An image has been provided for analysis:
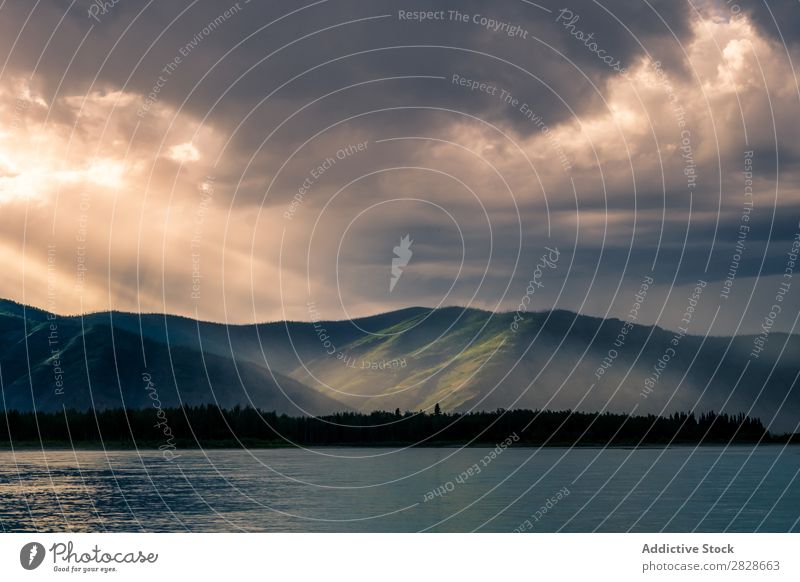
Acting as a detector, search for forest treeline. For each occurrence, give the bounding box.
[0,405,792,448]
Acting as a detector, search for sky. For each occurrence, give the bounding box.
[0,0,799,335]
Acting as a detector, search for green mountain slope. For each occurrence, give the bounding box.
[1,299,798,432]
[286,308,800,433]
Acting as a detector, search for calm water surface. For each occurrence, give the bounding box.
[1,446,799,532]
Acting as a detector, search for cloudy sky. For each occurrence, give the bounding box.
[1,0,799,335]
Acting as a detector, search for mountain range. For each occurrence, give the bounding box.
[1,299,798,431]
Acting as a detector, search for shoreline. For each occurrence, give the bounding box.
[1,440,795,451]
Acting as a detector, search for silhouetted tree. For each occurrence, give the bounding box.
[0,405,776,448]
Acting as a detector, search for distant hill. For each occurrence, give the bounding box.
[1,299,798,431]
[0,299,344,415]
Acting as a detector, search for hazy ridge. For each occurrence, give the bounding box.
[1,299,797,431]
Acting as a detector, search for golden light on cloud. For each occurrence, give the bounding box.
[2,0,800,544]
[167,142,201,163]
[0,64,232,319]
[0,6,795,329]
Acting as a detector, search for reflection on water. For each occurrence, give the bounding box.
[1,446,799,532]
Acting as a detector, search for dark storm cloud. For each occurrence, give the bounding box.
[738,0,800,45]
[0,0,698,218]
[0,0,693,146]
[0,0,798,335]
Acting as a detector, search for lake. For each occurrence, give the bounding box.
[1,446,799,532]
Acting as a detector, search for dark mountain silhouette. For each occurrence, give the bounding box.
[1,299,798,431]
[0,299,344,415]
